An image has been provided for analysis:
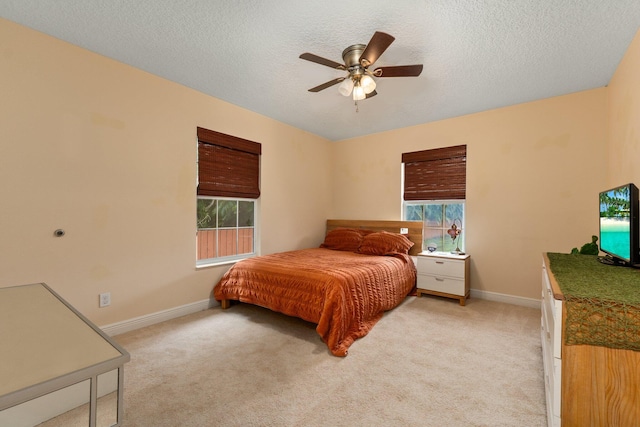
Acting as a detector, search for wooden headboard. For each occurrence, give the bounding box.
[326,219,424,256]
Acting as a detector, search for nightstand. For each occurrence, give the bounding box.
[416,252,470,305]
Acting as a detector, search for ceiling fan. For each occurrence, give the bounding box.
[299,31,423,110]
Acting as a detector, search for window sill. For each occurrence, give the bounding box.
[195,254,256,270]
[195,261,235,270]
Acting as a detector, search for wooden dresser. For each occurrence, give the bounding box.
[541,253,640,426]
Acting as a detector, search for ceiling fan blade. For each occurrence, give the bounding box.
[365,90,377,99]
[299,53,346,70]
[308,77,346,92]
[373,64,423,77]
[359,31,395,67]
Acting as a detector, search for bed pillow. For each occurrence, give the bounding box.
[320,228,365,252]
[358,231,414,255]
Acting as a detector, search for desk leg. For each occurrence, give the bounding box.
[117,367,125,426]
[89,376,97,427]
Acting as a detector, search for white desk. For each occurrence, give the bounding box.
[0,283,130,426]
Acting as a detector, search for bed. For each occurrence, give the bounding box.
[213,220,423,356]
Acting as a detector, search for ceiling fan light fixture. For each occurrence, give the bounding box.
[338,78,354,96]
[352,83,366,101]
[300,31,423,109]
[360,75,376,94]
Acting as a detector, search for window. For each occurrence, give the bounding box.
[197,127,261,265]
[405,201,465,252]
[197,197,256,263]
[402,145,466,253]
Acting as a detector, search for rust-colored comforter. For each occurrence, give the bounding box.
[213,248,416,356]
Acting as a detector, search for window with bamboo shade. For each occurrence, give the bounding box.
[402,145,467,253]
[196,127,261,265]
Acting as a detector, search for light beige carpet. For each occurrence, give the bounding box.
[45,296,547,426]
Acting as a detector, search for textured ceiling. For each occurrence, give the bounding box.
[1,1,639,141]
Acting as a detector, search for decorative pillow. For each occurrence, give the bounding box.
[320,228,364,252]
[358,231,414,255]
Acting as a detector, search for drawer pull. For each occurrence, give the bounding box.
[435,261,445,264]
[435,277,445,282]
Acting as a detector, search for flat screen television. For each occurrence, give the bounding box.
[598,183,640,267]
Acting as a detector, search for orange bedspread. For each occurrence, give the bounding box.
[213,248,417,356]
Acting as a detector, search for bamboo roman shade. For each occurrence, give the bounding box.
[402,145,466,200]
[197,127,261,199]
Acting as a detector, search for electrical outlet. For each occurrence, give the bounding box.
[400,228,409,234]
[99,292,111,308]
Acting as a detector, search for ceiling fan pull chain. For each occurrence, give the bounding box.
[355,100,359,113]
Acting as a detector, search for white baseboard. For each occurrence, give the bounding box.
[100,298,215,336]
[470,289,540,309]
[100,291,540,337]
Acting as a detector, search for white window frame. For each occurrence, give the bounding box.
[196,196,259,267]
[403,200,465,253]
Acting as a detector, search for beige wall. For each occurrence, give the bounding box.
[1,17,636,323]
[332,89,608,299]
[0,19,332,325]
[608,29,640,187]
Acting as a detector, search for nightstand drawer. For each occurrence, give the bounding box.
[417,275,466,296]
[417,257,464,278]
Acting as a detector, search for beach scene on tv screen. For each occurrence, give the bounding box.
[600,188,631,260]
